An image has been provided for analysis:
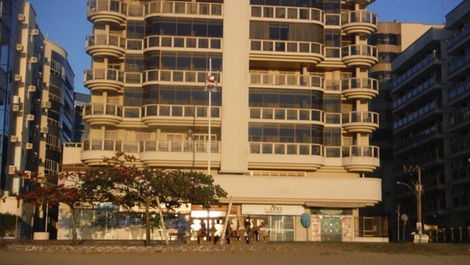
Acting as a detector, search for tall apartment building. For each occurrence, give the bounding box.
[62,0,384,242]
[0,1,76,239]
[390,0,470,241]
[73,92,91,142]
[368,22,439,240]
[444,0,470,230]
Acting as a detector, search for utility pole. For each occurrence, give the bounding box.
[205,59,216,176]
[396,204,400,241]
[399,164,427,243]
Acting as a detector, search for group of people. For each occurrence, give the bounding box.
[196,217,267,244]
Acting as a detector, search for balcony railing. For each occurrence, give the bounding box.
[393,126,441,151]
[393,53,436,88]
[83,103,121,117]
[249,142,323,156]
[86,34,125,49]
[324,47,341,59]
[449,135,470,154]
[342,145,380,158]
[126,39,144,51]
[87,0,124,15]
[84,68,123,83]
[341,78,379,92]
[124,72,143,85]
[341,44,378,58]
[342,111,379,124]
[83,139,219,153]
[145,1,222,17]
[250,39,324,55]
[448,26,470,49]
[249,107,323,122]
[143,69,221,85]
[393,100,438,129]
[450,110,470,127]
[145,35,222,50]
[341,10,377,25]
[142,140,219,153]
[250,5,324,23]
[393,76,437,109]
[249,72,323,89]
[143,104,221,119]
[448,53,470,75]
[449,80,470,101]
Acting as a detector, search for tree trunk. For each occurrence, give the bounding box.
[71,207,78,246]
[156,196,169,245]
[145,200,151,246]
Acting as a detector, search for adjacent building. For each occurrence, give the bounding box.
[73,92,90,142]
[61,0,385,242]
[0,1,76,239]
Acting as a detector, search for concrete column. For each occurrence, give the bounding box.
[220,0,249,174]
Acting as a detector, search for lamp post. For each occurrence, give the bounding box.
[397,164,428,243]
[205,59,216,175]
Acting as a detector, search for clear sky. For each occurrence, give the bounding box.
[29,0,463,95]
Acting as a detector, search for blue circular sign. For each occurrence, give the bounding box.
[300,213,311,229]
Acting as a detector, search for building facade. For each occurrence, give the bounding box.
[62,0,385,242]
[368,22,440,240]
[73,92,91,142]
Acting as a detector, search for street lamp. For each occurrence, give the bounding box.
[396,164,428,243]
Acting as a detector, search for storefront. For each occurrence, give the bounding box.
[310,208,354,242]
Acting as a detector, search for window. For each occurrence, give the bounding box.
[249,123,323,144]
[369,34,400,45]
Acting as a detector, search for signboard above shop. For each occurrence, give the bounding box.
[242,205,304,216]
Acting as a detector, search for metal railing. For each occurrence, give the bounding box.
[84,68,123,83]
[145,35,222,50]
[126,39,144,51]
[449,80,470,101]
[341,78,379,92]
[448,53,470,74]
[448,26,470,49]
[249,142,323,156]
[124,72,143,84]
[249,107,323,122]
[250,39,324,55]
[143,69,221,84]
[87,0,145,17]
[342,145,380,158]
[143,104,221,119]
[393,76,437,108]
[342,44,378,58]
[342,111,379,124]
[249,72,323,88]
[145,1,222,16]
[86,34,125,49]
[393,53,436,88]
[250,5,324,23]
[83,103,121,117]
[83,139,219,153]
[342,10,377,25]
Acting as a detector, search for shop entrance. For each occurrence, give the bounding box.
[320,217,342,241]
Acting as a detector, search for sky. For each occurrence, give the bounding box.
[28,0,463,95]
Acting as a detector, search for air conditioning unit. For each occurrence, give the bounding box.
[31,28,39,35]
[14,74,22,82]
[10,135,19,143]
[13,95,20,104]
[40,127,48,134]
[8,165,16,175]
[26,114,35,121]
[41,101,51,109]
[29,57,38,63]
[25,143,33,150]
[12,105,20,112]
[27,85,36,93]
[18,14,25,21]
[16,44,24,51]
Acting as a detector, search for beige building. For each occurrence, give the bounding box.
[62,0,385,242]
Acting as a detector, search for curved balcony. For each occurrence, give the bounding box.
[81,139,140,165]
[140,140,220,167]
[250,107,323,125]
[342,111,379,133]
[248,142,324,170]
[250,5,324,25]
[143,69,221,86]
[341,78,379,100]
[83,103,122,126]
[342,145,380,172]
[145,1,223,18]
[142,104,221,127]
[87,0,126,25]
[341,10,378,35]
[84,69,123,92]
[250,39,324,64]
[341,45,378,67]
[249,72,323,91]
[86,34,125,58]
[144,35,222,52]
